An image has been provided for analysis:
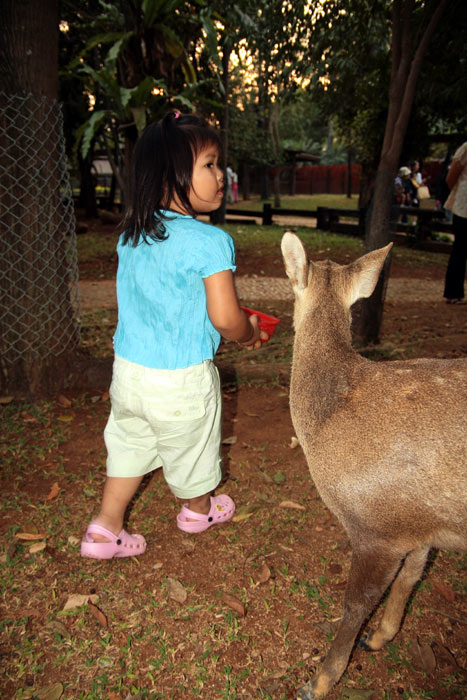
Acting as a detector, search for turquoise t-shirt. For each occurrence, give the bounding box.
[113,212,236,369]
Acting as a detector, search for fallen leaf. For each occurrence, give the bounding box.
[101,390,110,402]
[279,500,306,511]
[272,471,286,484]
[57,414,73,422]
[313,619,340,637]
[21,412,37,423]
[29,541,47,554]
[232,504,259,522]
[221,592,246,617]
[331,580,347,590]
[431,642,459,672]
[46,620,71,639]
[329,563,343,575]
[338,688,377,700]
[222,435,237,445]
[244,410,259,417]
[432,580,456,603]
[34,682,64,700]
[90,395,101,403]
[67,535,80,546]
[46,482,60,501]
[15,532,47,541]
[166,577,187,604]
[63,593,98,611]
[0,395,14,404]
[408,637,436,674]
[254,562,271,585]
[289,436,299,449]
[57,394,72,408]
[88,600,108,627]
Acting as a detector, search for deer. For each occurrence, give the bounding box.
[281,232,467,700]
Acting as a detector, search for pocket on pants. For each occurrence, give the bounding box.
[146,392,206,422]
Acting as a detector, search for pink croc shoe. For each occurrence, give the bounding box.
[80,521,147,559]
[177,494,235,534]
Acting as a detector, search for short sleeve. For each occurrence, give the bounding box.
[196,227,236,278]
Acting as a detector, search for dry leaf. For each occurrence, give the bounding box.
[29,541,47,554]
[408,637,436,674]
[46,620,71,639]
[279,500,306,511]
[21,412,37,423]
[67,535,80,546]
[431,641,459,672]
[254,562,271,585]
[313,619,340,637]
[57,394,72,408]
[232,504,258,522]
[101,390,110,402]
[432,580,456,603]
[0,395,14,404]
[329,563,343,575]
[15,532,47,541]
[34,682,64,700]
[63,593,98,611]
[167,577,187,604]
[221,592,246,617]
[289,436,299,449]
[57,414,73,422]
[90,395,101,403]
[338,689,377,700]
[244,410,259,417]
[46,482,60,501]
[222,435,237,445]
[88,600,108,627]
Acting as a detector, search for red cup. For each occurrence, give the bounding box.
[241,306,281,343]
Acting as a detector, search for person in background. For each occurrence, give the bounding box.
[226,164,233,203]
[231,169,239,203]
[443,142,467,304]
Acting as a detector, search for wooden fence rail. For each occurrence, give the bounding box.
[225,204,453,253]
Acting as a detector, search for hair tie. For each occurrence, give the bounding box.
[173,110,180,119]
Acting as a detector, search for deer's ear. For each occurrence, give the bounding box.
[281,232,308,292]
[346,243,393,306]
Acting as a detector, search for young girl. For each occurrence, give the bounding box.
[81,111,268,559]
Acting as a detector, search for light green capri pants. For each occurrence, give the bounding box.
[104,356,222,499]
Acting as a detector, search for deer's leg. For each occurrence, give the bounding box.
[297,545,403,700]
[360,545,430,651]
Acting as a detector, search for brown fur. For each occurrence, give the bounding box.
[281,232,467,699]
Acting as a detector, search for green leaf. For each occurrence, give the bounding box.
[80,111,109,159]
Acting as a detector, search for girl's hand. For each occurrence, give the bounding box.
[239,315,269,350]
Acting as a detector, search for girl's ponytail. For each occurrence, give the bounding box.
[119,111,221,247]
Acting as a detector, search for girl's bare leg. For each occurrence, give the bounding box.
[90,476,144,541]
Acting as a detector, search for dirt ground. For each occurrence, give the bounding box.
[1,223,466,700]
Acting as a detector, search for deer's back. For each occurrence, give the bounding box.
[291,357,467,552]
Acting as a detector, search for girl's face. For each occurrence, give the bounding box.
[188,146,224,213]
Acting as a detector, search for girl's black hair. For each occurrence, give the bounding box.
[119,111,221,246]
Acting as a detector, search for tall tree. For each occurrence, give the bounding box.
[356,0,451,344]
[0,0,80,397]
[307,0,453,344]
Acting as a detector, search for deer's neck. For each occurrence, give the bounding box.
[290,305,361,428]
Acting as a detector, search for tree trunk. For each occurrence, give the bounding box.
[353,0,451,346]
[0,0,81,397]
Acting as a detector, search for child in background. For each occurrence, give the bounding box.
[81,111,268,559]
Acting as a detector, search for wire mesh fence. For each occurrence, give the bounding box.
[0,92,80,366]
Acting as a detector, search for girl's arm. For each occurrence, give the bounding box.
[203,270,267,349]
